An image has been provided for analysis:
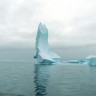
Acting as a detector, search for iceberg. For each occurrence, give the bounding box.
[68,60,80,63]
[80,55,96,65]
[34,23,61,64]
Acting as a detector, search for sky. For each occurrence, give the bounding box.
[0,0,96,48]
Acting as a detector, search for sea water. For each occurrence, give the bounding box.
[0,48,96,96]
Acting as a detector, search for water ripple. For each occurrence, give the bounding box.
[34,64,50,96]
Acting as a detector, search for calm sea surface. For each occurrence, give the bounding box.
[0,48,96,96]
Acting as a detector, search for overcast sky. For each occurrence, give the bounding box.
[0,0,96,48]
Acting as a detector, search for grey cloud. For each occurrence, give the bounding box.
[0,0,96,48]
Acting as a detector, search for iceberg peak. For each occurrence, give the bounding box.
[34,23,61,64]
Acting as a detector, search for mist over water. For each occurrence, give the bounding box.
[0,46,96,96]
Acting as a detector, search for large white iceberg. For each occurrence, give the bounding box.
[80,55,96,65]
[34,23,61,64]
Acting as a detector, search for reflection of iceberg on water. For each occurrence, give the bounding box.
[34,64,50,96]
[34,23,61,64]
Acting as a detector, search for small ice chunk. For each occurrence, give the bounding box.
[68,60,80,63]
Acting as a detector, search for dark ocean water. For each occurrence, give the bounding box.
[0,48,96,96]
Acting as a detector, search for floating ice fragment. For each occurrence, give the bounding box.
[80,55,96,65]
[68,60,80,63]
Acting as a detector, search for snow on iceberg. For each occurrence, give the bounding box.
[80,55,96,65]
[34,23,61,64]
